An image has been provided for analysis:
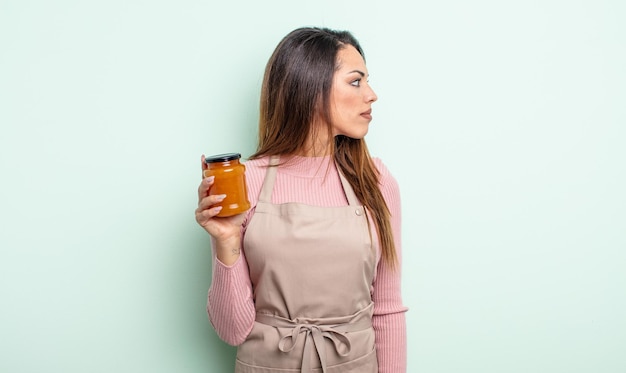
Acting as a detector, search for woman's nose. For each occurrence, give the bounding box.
[366,85,378,103]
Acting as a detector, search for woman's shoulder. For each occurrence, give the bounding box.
[371,157,402,214]
[242,156,271,196]
[242,155,270,173]
[243,157,269,168]
[371,157,398,187]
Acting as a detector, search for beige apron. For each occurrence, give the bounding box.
[236,156,379,373]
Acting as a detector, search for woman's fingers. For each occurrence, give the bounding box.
[201,155,208,177]
[197,193,227,211]
[195,205,224,226]
[195,193,227,224]
[197,176,215,203]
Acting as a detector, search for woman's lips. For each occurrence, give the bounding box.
[361,110,372,120]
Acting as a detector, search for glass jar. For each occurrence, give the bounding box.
[203,153,251,217]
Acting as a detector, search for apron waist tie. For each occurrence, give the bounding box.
[255,309,373,373]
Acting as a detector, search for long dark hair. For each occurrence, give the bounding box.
[250,27,397,269]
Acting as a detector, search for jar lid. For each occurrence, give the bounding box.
[204,153,242,163]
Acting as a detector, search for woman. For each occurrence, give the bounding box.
[195,27,407,373]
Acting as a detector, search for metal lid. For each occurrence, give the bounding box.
[204,153,242,163]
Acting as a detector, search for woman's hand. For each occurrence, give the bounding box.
[195,155,246,265]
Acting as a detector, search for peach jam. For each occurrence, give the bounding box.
[203,153,251,217]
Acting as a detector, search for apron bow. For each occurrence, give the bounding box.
[255,304,373,373]
[278,323,351,373]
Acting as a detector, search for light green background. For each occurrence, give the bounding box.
[1,0,624,372]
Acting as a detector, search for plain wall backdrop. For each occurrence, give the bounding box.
[1,0,624,372]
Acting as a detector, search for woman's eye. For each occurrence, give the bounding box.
[350,79,361,87]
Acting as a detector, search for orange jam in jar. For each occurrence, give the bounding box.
[203,153,251,217]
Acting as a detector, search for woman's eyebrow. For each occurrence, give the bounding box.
[347,70,366,77]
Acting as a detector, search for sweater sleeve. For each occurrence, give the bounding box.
[371,158,408,373]
[206,238,256,346]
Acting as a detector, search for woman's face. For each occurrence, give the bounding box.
[329,45,378,139]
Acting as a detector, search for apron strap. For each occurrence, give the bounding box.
[258,155,280,203]
[337,169,360,207]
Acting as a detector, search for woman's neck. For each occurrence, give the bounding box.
[299,126,332,157]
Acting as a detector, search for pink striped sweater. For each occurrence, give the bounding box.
[207,155,408,372]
